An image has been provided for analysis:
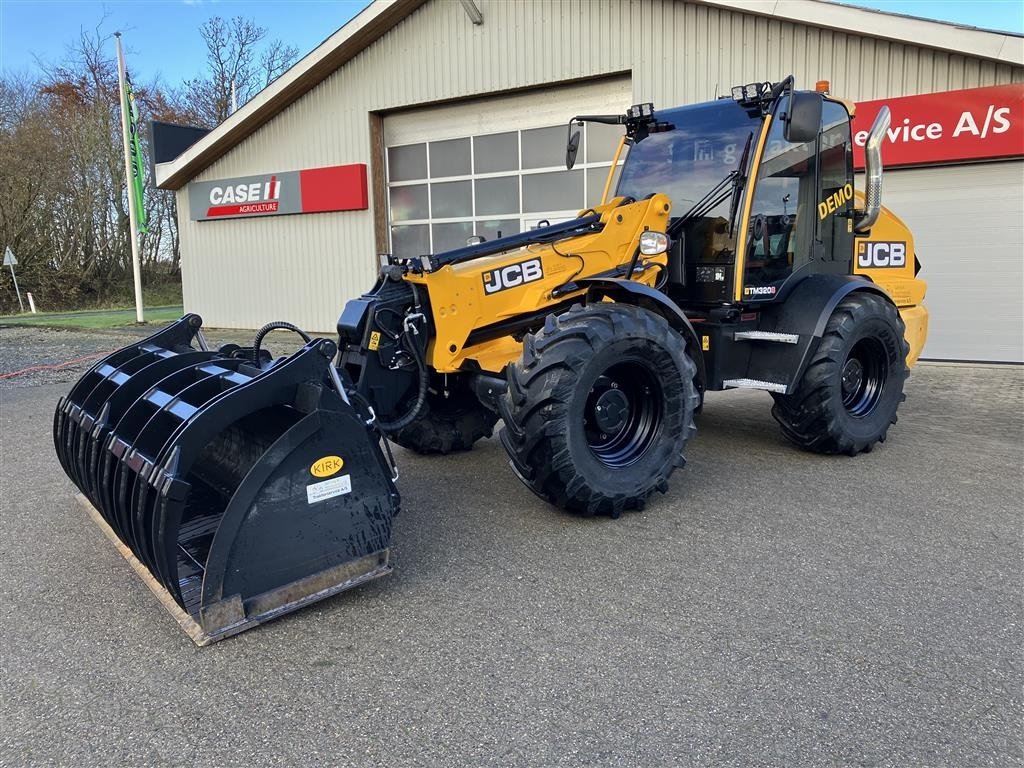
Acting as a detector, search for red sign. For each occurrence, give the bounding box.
[189,164,368,221]
[299,164,368,214]
[852,84,1024,169]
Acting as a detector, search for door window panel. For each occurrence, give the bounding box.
[474,176,519,215]
[430,180,472,218]
[522,170,583,213]
[391,224,430,257]
[474,132,518,173]
[388,144,427,182]
[389,184,429,221]
[429,138,471,178]
[522,125,572,169]
[586,165,622,207]
[586,121,624,163]
[432,222,475,252]
[475,219,520,241]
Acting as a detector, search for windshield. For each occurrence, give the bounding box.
[616,99,760,213]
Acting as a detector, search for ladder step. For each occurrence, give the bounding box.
[723,378,788,394]
[733,331,799,344]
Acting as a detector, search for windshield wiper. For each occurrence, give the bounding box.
[728,131,755,235]
[666,131,755,238]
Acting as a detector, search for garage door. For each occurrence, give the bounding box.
[879,161,1023,362]
[383,78,631,258]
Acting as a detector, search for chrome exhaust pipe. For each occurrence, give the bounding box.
[854,106,890,233]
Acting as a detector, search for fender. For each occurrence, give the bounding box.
[755,274,893,389]
[578,277,707,394]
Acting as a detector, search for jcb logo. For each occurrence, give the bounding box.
[858,241,907,269]
[482,258,544,295]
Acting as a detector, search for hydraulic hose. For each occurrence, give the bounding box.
[252,321,312,365]
[374,324,429,432]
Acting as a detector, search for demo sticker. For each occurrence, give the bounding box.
[306,475,352,504]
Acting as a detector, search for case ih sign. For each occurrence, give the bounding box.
[853,84,1024,169]
[189,164,368,221]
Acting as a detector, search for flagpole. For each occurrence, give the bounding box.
[114,32,145,323]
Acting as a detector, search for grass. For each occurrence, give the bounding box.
[0,305,184,329]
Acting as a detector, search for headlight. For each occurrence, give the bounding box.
[639,231,669,256]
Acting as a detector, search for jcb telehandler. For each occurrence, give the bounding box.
[54,77,928,643]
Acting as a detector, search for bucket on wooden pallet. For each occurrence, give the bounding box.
[54,315,400,644]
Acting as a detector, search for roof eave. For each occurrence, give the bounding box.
[155,0,426,191]
[691,0,1024,67]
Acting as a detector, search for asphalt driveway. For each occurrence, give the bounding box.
[1,360,1021,767]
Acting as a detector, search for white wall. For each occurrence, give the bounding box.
[176,0,1024,332]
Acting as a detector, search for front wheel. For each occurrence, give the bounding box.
[499,303,699,517]
[386,385,497,455]
[771,292,910,455]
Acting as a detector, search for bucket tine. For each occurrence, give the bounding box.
[79,351,219,513]
[103,358,252,567]
[126,359,255,579]
[147,349,328,604]
[53,314,204,489]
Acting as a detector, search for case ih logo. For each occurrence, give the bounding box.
[207,177,282,217]
[189,165,368,221]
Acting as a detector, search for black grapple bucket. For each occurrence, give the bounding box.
[53,315,400,645]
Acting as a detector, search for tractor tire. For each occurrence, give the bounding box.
[499,303,699,518]
[771,292,910,455]
[388,389,498,455]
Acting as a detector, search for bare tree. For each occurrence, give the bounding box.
[0,14,300,312]
[0,26,185,311]
[181,16,298,127]
[261,38,300,87]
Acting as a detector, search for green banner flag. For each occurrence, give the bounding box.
[123,70,148,234]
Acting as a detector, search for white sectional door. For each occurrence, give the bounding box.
[383,78,632,258]
[880,161,1023,362]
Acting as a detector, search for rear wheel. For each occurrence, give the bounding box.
[499,303,698,517]
[387,383,497,455]
[771,292,909,455]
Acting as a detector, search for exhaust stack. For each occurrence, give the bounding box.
[855,106,891,233]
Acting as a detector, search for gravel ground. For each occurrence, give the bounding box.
[0,330,1021,767]
[0,325,310,390]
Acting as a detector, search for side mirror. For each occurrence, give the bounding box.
[565,128,581,170]
[784,91,822,144]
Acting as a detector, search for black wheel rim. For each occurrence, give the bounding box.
[583,360,663,468]
[841,337,887,417]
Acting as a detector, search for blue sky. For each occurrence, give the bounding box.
[1,0,1021,85]
[0,1,369,84]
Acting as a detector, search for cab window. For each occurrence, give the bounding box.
[818,100,854,263]
[742,96,818,298]
[742,96,854,300]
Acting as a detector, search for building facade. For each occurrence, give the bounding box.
[155,0,1024,361]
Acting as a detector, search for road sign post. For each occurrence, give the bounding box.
[4,246,24,314]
